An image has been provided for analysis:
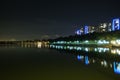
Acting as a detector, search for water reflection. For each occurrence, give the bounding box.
[37,42,42,48]
[113,62,120,74]
[111,49,120,55]
[77,55,84,60]
[0,42,50,48]
[50,45,120,55]
[76,54,120,74]
[85,56,89,65]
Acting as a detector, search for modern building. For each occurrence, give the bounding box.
[75,18,119,35]
[84,26,96,34]
[76,26,96,35]
[75,27,84,35]
[112,18,120,31]
[97,23,112,32]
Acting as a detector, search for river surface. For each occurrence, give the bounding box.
[0,45,120,80]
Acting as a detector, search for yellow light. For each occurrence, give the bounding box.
[111,40,116,44]
[111,49,116,54]
[37,42,42,48]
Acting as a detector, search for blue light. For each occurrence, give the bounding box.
[77,55,84,60]
[113,62,120,74]
[84,26,89,34]
[112,19,115,31]
[77,55,81,60]
[76,29,81,35]
[85,56,89,65]
[112,18,120,31]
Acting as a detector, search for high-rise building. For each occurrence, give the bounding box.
[84,26,96,34]
[108,23,112,31]
[75,26,96,35]
[75,27,84,35]
[75,18,119,35]
[112,18,120,31]
[84,26,89,34]
[97,23,112,32]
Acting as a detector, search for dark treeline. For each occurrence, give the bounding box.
[49,30,120,42]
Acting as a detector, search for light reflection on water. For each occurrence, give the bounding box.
[0,44,120,78]
[0,43,50,48]
[50,44,120,75]
[113,62,120,74]
[76,54,120,74]
[50,45,120,55]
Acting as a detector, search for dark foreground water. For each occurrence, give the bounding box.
[0,46,120,80]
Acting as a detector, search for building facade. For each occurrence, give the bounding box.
[75,18,119,35]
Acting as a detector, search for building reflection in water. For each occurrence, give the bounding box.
[50,44,120,75]
[77,55,84,60]
[101,60,108,67]
[76,54,120,75]
[85,56,89,65]
[113,62,120,74]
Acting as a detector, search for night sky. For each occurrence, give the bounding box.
[0,0,120,40]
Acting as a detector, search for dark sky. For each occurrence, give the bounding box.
[0,0,120,40]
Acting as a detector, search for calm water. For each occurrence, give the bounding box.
[0,45,120,80]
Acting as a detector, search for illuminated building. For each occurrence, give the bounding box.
[97,23,112,32]
[76,26,96,35]
[74,18,120,35]
[108,23,112,31]
[84,26,89,34]
[75,27,84,35]
[112,18,120,31]
[89,26,96,33]
[75,29,81,35]
[84,26,96,34]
